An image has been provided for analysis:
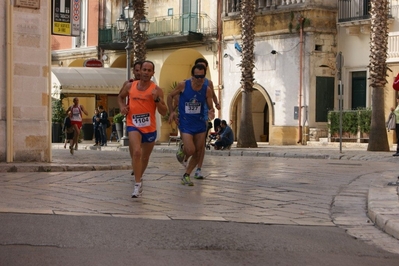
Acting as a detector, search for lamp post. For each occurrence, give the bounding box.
[116,2,150,146]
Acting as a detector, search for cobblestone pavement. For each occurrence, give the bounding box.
[0,141,398,254]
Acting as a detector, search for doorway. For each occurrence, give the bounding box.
[351,71,367,109]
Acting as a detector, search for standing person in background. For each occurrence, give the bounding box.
[167,63,215,186]
[66,97,88,152]
[118,61,167,198]
[92,109,101,146]
[97,105,108,146]
[391,95,399,156]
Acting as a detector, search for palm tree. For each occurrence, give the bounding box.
[237,0,258,148]
[132,0,147,62]
[367,0,390,151]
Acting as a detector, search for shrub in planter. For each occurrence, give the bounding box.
[358,108,371,133]
[113,113,124,124]
[328,111,339,135]
[51,95,66,143]
[342,111,358,136]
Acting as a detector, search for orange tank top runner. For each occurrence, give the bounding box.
[127,81,157,133]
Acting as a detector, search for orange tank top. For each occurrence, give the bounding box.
[126,81,157,133]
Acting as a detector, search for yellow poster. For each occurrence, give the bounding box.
[53,22,71,35]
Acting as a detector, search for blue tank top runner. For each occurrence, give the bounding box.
[178,79,208,134]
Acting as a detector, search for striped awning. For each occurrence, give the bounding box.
[51,67,127,94]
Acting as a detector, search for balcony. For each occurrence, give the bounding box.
[224,0,307,15]
[338,0,393,23]
[388,32,399,63]
[99,13,217,51]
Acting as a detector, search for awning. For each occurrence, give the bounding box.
[51,67,127,94]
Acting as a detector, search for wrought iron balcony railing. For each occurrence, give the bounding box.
[99,12,217,47]
[338,0,393,23]
[224,0,307,15]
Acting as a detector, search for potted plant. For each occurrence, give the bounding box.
[358,108,371,141]
[51,94,66,143]
[113,113,124,140]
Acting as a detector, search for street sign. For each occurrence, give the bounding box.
[52,0,80,36]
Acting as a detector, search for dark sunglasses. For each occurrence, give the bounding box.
[194,74,205,79]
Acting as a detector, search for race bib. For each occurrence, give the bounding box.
[185,102,201,114]
[132,113,150,127]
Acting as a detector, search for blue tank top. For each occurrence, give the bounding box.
[178,79,208,134]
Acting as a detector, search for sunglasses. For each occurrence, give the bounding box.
[194,74,205,79]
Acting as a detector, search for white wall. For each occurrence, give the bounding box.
[222,35,303,127]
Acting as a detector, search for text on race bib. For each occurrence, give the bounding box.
[185,102,201,114]
[132,113,151,127]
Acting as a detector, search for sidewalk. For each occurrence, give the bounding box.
[0,140,398,243]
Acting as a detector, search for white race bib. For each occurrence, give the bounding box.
[132,113,150,127]
[185,102,201,114]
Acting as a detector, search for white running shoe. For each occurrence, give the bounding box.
[194,168,203,179]
[131,183,143,198]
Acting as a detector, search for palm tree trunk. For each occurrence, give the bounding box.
[237,0,257,148]
[367,0,390,151]
[132,0,147,62]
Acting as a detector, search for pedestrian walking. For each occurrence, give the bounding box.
[118,60,167,198]
[167,63,215,186]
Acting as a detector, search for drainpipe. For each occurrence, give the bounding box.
[297,17,304,144]
[217,0,223,119]
[6,0,13,162]
[48,0,52,161]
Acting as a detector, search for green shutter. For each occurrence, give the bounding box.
[316,77,335,122]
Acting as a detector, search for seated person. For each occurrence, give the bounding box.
[214,120,234,150]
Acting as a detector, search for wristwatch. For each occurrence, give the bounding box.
[154,97,161,103]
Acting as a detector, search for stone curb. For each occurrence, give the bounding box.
[367,176,399,241]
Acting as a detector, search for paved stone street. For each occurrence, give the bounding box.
[0,142,398,254]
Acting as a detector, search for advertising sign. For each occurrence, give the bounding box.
[84,59,103,67]
[52,0,80,36]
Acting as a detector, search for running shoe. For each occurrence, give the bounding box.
[181,174,194,186]
[194,169,203,179]
[131,182,143,198]
[176,140,185,164]
[69,146,74,155]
